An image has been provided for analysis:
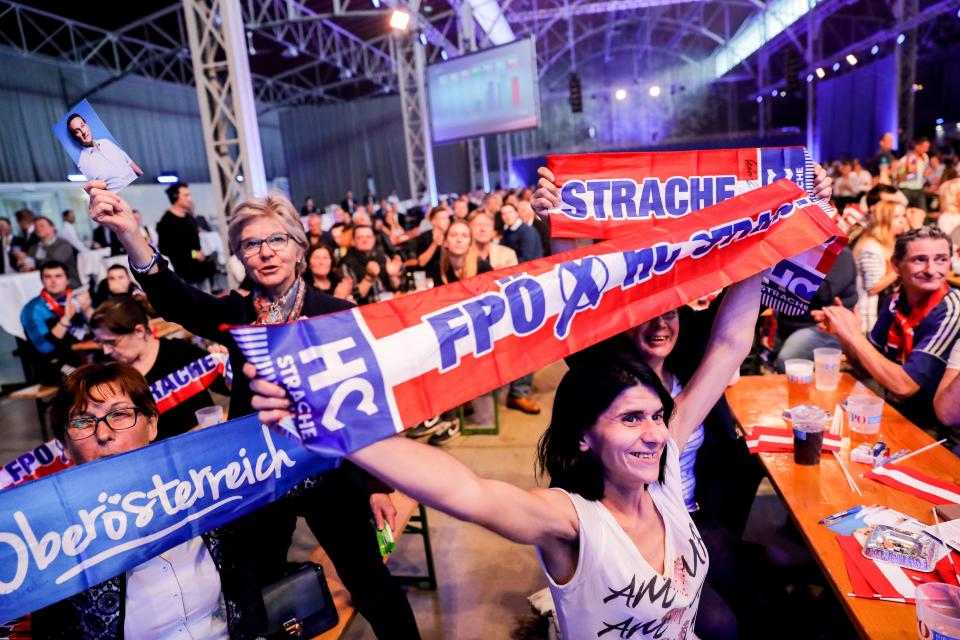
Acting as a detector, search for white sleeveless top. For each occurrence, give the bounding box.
[537,439,708,640]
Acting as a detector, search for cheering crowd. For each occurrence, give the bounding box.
[3,139,960,639]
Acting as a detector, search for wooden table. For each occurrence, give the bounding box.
[726,373,960,640]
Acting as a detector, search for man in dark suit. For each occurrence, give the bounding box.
[92,223,126,255]
[341,189,356,213]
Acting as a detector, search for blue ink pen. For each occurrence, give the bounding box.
[819,505,864,524]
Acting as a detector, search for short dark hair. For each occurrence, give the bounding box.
[66,113,85,137]
[39,260,68,276]
[428,206,447,221]
[893,226,952,262]
[352,223,374,235]
[866,184,899,209]
[14,209,35,224]
[62,209,73,221]
[914,136,930,146]
[51,362,158,442]
[91,296,150,335]
[537,353,675,501]
[165,182,189,205]
[106,264,129,275]
[35,215,55,228]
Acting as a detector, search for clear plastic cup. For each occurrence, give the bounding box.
[195,405,224,428]
[847,395,883,447]
[916,582,960,639]
[785,359,814,407]
[789,405,829,466]
[813,347,842,391]
[412,270,427,291]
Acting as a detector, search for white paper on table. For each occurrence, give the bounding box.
[829,404,844,436]
[924,520,960,554]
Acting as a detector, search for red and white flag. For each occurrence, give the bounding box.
[865,463,960,505]
[836,534,944,603]
[744,426,841,454]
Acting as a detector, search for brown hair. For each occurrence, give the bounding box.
[438,219,480,284]
[91,297,151,335]
[856,200,905,256]
[51,362,158,441]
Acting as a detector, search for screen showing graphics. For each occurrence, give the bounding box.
[428,37,540,144]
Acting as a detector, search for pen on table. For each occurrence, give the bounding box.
[880,449,910,466]
[820,505,864,524]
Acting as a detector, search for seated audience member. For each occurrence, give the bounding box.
[517,200,551,257]
[93,221,127,255]
[469,211,518,269]
[11,208,38,257]
[935,341,960,436]
[775,247,858,370]
[500,203,544,264]
[377,205,416,248]
[833,161,860,210]
[60,209,87,254]
[427,219,491,285]
[90,297,227,440]
[851,158,873,194]
[0,217,14,274]
[411,206,451,273]
[26,216,81,287]
[19,260,92,385]
[853,201,910,332]
[305,212,334,248]
[329,222,352,260]
[93,264,144,306]
[897,137,931,210]
[301,195,317,216]
[452,197,469,220]
[30,362,263,638]
[355,207,397,257]
[305,243,352,300]
[340,224,402,304]
[816,227,960,435]
[938,161,960,235]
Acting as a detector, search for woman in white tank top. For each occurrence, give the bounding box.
[248,274,762,639]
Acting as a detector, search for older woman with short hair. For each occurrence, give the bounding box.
[85,181,420,639]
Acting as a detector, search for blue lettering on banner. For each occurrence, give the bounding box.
[0,415,339,622]
[760,148,806,190]
[766,259,821,303]
[558,175,739,221]
[556,258,609,339]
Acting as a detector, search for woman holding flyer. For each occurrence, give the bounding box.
[85,181,420,639]
[246,272,762,640]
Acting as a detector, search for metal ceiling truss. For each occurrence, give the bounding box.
[392,28,438,204]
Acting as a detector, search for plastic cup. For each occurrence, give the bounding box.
[790,405,828,466]
[412,270,427,291]
[785,359,814,407]
[847,395,883,447]
[195,405,224,428]
[813,348,842,391]
[916,582,960,639]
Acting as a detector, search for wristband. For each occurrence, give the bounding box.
[58,319,70,328]
[129,244,160,274]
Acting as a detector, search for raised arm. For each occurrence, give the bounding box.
[671,274,761,449]
[245,364,578,548]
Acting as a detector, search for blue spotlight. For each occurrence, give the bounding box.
[756,95,763,103]
[440,49,448,61]
[419,33,427,45]
[896,33,906,45]
[832,61,840,71]
[806,73,814,83]
[871,44,880,55]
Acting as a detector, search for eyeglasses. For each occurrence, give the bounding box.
[66,407,142,440]
[93,333,129,348]
[239,233,293,257]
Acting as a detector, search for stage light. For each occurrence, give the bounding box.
[419,33,427,45]
[832,61,840,71]
[937,118,945,125]
[236,175,244,183]
[806,73,814,83]
[281,45,298,59]
[771,89,778,97]
[440,49,448,60]
[871,44,880,55]
[372,0,380,6]
[649,85,661,97]
[390,9,411,30]
[912,83,924,92]
[846,54,858,66]
[156,173,179,184]
[67,174,87,182]
[815,67,826,78]
[756,95,763,103]
[896,33,905,45]
[937,125,945,133]
[779,90,786,98]
[614,88,627,101]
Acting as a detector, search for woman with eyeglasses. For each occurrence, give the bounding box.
[31,362,265,639]
[85,181,421,639]
[90,296,227,440]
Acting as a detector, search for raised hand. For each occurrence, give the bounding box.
[531,166,560,215]
[85,180,138,239]
[811,162,833,201]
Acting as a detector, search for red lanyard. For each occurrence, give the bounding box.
[40,289,70,317]
[886,284,949,361]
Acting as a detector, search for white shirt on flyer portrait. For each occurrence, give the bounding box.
[77,139,137,191]
[123,535,229,640]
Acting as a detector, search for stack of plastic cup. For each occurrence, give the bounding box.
[916,582,960,639]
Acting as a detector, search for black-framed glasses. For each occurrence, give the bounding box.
[66,407,142,440]
[239,233,292,257]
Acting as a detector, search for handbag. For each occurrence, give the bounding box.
[261,562,339,638]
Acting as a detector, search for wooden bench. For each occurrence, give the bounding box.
[310,492,437,639]
[10,384,58,439]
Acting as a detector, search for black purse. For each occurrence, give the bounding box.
[261,562,339,638]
